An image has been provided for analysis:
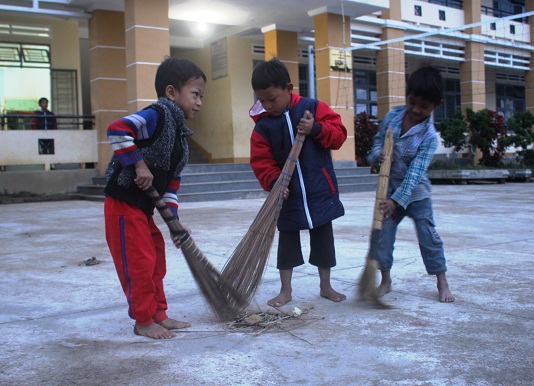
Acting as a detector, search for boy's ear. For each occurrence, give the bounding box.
[286,83,294,93]
[165,85,177,99]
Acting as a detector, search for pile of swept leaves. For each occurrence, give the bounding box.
[225,307,314,334]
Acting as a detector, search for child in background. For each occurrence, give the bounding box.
[104,57,206,339]
[249,58,347,307]
[32,97,57,130]
[367,65,455,303]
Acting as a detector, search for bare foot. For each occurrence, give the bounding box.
[158,318,191,330]
[376,282,392,298]
[437,273,455,303]
[320,287,346,302]
[439,287,455,302]
[134,323,176,339]
[268,292,292,307]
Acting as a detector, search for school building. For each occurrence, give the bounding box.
[0,0,532,188]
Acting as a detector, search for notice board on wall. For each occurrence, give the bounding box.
[211,38,228,80]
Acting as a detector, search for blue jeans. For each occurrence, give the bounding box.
[374,198,447,275]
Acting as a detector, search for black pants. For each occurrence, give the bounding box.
[276,221,336,270]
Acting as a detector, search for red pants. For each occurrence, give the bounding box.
[104,197,169,326]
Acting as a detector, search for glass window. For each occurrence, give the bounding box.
[299,63,309,98]
[0,43,50,68]
[352,70,377,117]
[496,83,525,121]
[433,78,460,124]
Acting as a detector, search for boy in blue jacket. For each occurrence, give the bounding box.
[249,58,347,307]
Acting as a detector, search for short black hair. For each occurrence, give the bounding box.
[251,58,291,91]
[406,66,443,105]
[155,57,207,98]
[38,97,48,104]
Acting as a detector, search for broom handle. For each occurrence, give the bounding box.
[277,132,306,190]
[145,186,190,245]
[372,128,394,230]
[145,186,247,318]
[144,186,229,286]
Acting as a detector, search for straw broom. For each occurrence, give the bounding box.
[221,133,306,310]
[145,186,247,320]
[358,128,394,308]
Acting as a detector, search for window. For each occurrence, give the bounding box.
[429,0,462,10]
[439,10,446,21]
[0,23,51,38]
[52,70,78,116]
[414,5,422,16]
[299,64,309,98]
[353,70,377,117]
[496,83,525,121]
[433,78,461,124]
[0,42,50,68]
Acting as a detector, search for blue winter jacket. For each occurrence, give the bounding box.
[250,93,347,231]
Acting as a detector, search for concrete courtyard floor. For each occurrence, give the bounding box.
[1,182,533,385]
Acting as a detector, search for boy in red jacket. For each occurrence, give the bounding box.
[249,58,347,307]
[104,58,206,339]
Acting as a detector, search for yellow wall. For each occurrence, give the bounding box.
[172,37,262,163]
[228,37,261,161]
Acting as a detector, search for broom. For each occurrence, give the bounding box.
[145,186,247,321]
[358,128,394,308]
[221,132,306,309]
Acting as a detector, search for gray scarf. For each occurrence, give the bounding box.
[106,97,192,188]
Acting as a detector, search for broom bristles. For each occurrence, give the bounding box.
[145,187,247,321]
[221,133,305,310]
[357,128,395,309]
[358,254,393,309]
[221,176,284,305]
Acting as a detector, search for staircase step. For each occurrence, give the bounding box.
[184,163,254,173]
[77,184,105,196]
[76,163,378,202]
[338,182,378,193]
[182,170,256,184]
[179,179,262,194]
[179,189,268,202]
[337,174,378,185]
[70,192,105,202]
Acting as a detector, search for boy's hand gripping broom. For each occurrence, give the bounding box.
[358,128,394,309]
[221,133,306,310]
[145,186,247,321]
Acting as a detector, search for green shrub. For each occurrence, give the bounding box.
[498,111,534,166]
[438,108,506,167]
[354,112,378,167]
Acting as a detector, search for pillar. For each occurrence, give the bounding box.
[376,0,406,120]
[313,12,355,163]
[89,10,127,174]
[263,27,300,94]
[526,0,534,114]
[124,0,170,113]
[460,0,485,113]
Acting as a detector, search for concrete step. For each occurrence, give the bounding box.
[76,163,378,202]
[179,179,263,194]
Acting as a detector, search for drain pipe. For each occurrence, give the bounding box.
[307,45,315,99]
